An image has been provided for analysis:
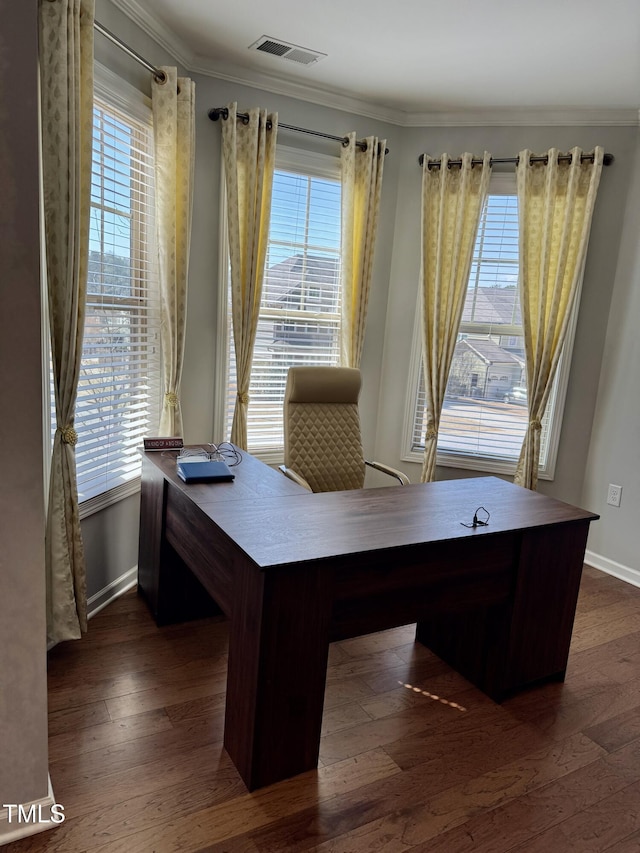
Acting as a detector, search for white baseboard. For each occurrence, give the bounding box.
[87,566,138,620]
[0,776,60,846]
[584,550,640,589]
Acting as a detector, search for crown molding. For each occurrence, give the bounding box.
[189,57,402,126]
[402,107,640,128]
[106,0,196,70]
[107,0,640,129]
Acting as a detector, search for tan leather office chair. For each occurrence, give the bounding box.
[280,366,409,492]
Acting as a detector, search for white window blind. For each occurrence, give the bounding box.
[225,161,342,455]
[51,94,161,505]
[411,182,557,474]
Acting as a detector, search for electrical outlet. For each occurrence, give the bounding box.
[607,484,622,507]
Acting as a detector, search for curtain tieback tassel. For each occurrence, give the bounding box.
[58,425,78,446]
[529,419,542,431]
[425,422,438,441]
[237,392,250,405]
[165,392,179,408]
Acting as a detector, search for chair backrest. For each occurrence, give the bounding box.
[283,366,366,492]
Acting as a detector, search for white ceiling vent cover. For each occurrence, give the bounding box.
[249,36,327,66]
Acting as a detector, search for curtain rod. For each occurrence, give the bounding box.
[418,151,614,169]
[208,107,389,155]
[94,20,167,84]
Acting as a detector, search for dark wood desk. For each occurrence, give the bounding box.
[138,449,598,791]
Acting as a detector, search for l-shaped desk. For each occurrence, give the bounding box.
[138,448,598,791]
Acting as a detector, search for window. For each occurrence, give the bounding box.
[51,70,161,511]
[221,148,342,459]
[405,173,571,479]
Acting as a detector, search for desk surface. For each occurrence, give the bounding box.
[146,446,308,502]
[153,451,597,568]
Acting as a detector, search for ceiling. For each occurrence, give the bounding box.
[113,0,640,123]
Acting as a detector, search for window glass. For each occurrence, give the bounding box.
[224,159,342,454]
[52,94,160,504]
[410,180,558,474]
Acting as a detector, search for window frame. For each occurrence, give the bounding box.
[47,63,161,519]
[401,172,581,481]
[214,145,342,464]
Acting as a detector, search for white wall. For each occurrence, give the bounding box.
[582,129,640,583]
[0,0,49,822]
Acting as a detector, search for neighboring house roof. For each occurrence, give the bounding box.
[264,254,339,308]
[456,337,524,366]
[267,257,520,328]
[461,286,522,325]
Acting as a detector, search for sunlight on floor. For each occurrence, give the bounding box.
[398,681,467,712]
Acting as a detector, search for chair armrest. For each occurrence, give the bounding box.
[279,465,313,491]
[365,460,410,486]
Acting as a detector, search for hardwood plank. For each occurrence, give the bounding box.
[48,653,229,713]
[567,630,640,685]
[522,676,640,742]
[48,713,226,793]
[48,699,110,736]
[502,660,624,723]
[585,706,640,753]
[570,611,640,653]
[325,648,410,682]
[197,838,261,853]
[48,708,174,762]
[420,745,640,853]
[51,740,234,818]
[513,779,640,851]
[358,670,474,721]
[86,749,402,853]
[246,798,388,853]
[572,598,640,638]
[309,814,413,852]
[320,675,376,711]
[605,830,640,852]
[248,717,565,852]
[602,735,640,778]
[320,702,373,736]
[247,715,558,852]
[319,687,484,766]
[576,582,634,614]
[164,691,228,723]
[381,703,546,772]
[104,670,228,720]
[20,753,245,853]
[359,653,452,695]
[398,732,605,846]
[326,643,351,667]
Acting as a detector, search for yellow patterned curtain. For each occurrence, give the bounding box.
[39,0,94,644]
[221,103,278,449]
[340,133,386,368]
[514,147,603,489]
[420,153,492,482]
[152,68,196,437]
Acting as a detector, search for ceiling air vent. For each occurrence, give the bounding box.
[249,36,327,66]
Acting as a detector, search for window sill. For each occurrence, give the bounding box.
[402,449,553,481]
[245,447,285,468]
[78,478,141,520]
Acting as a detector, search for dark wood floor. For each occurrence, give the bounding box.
[6,565,640,853]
